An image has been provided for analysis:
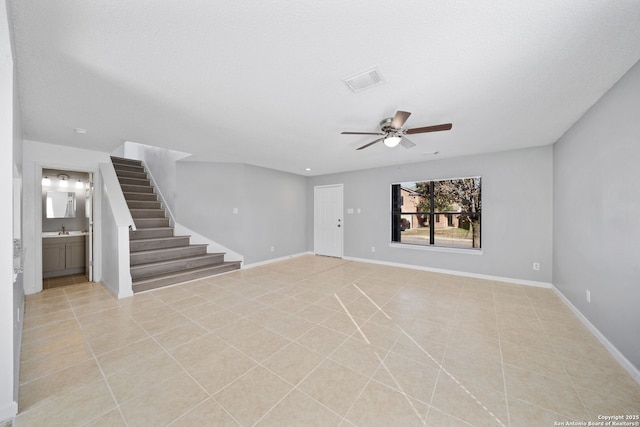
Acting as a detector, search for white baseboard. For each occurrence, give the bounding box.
[243,252,314,269]
[343,256,552,288]
[0,401,17,424]
[551,286,640,384]
[174,223,244,263]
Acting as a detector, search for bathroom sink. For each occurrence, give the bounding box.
[42,231,87,238]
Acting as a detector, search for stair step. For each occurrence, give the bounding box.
[130,235,191,251]
[130,245,208,265]
[111,156,242,293]
[130,253,226,279]
[110,156,143,167]
[130,227,174,239]
[115,169,148,180]
[132,262,241,293]
[130,208,166,219]
[113,163,145,173]
[121,184,154,194]
[124,192,158,202]
[127,200,162,209]
[118,176,151,187]
[134,217,171,228]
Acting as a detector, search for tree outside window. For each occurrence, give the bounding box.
[392,177,481,249]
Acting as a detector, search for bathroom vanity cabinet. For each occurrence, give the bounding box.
[42,235,86,278]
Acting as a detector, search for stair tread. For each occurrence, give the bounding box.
[130,244,207,255]
[129,235,190,242]
[130,253,225,268]
[130,226,173,230]
[132,261,241,284]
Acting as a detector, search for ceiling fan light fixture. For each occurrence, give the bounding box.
[383,135,402,147]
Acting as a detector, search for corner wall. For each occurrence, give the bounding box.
[1,0,18,419]
[553,60,640,373]
[175,161,308,265]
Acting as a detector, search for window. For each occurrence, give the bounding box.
[391,177,481,249]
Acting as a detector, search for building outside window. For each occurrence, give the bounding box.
[391,177,481,249]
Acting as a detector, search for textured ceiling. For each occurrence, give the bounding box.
[8,0,640,175]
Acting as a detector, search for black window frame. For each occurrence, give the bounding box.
[391,177,482,249]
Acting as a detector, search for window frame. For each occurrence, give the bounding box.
[391,176,482,250]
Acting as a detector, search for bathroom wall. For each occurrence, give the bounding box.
[41,169,90,233]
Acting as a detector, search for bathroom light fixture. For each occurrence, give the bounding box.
[58,174,69,188]
[383,135,402,147]
[75,179,84,189]
[42,176,51,186]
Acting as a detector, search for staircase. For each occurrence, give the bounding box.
[110,156,241,293]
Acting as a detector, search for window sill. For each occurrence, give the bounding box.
[388,242,484,255]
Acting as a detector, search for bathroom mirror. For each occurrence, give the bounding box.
[46,191,76,218]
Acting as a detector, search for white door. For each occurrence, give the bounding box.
[86,173,94,281]
[314,184,343,257]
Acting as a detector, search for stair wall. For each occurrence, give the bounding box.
[110,156,241,292]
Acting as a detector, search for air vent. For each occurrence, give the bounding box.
[343,67,385,93]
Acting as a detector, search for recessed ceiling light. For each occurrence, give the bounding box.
[73,128,87,134]
[342,67,385,93]
[305,168,312,171]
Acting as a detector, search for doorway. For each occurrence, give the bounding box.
[314,184,344,258]
[41,168,94,288]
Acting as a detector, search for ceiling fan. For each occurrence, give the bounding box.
[341,110,452,150]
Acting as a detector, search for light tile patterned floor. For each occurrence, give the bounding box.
[15,255,640,426]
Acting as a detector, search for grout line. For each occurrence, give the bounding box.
[529,293,593,421]
[334,293,370,344]
[374,351,426,424]
[62,286,130,427]
[352,283,392,320]
[493,286,512,427]
[398,326,507,427]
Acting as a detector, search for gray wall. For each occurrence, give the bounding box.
[308,146,554,284]
[553,60,640,371]
[175,161,308,265]
[123,142,191,216]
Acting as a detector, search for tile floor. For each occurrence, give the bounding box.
[15,255,640,426]
[43,273,88,290]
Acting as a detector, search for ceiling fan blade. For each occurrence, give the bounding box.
[391,111,411,130]
[405,123,453,134]
[341,131,385,135]
[400,136,416,149]
[356,138,383,150]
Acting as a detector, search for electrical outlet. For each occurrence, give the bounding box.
[532,262,540,271]
[586,289,591,303]
[371,246,376,253]
[270,246,275,252]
